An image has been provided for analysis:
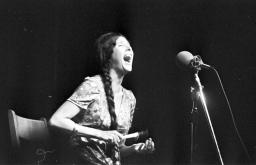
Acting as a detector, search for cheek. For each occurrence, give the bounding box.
[111,50,123,64]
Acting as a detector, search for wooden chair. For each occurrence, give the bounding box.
[8,109,50,147]
[8,109,55,164]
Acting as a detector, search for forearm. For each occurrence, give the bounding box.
[48,101,103,139]
[49,116,102,139]
[49,102,123,144]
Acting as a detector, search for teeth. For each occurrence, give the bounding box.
[124,56,131,62]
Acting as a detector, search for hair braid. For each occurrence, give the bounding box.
[96,32,125,164]
[96,32,123,130]
[101,63,118,130]
[101,63,121,164]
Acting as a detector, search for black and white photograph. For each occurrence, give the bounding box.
[1,0,256,164]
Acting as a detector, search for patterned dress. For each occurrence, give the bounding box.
[67,75,136,165]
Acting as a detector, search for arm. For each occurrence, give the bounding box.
[49,101,103,139]
[49,101,123,143]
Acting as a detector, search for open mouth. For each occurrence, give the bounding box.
[123,55,132,63]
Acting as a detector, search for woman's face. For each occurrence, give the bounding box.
[111,36,134,74]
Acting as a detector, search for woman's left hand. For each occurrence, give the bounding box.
[132,138,155,154]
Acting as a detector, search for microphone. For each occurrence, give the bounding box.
[80,130,149,143]
[176,51,212,70]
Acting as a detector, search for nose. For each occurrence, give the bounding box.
[126,46,132,52]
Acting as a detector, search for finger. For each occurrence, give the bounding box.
[134,143,144,152]
[147,140,153,147]
[134,143,141,150]
[108,137,114,144]
[109,134,117,144]
[145,139,150,148]
[114,131,124,140]
[144,141,151,151]
[140,144,147,152]
[145,139,148,144]
[111,135,116,144]
[110,131,122,142]
[108,132,120,144]
[147,138,154,147]
[119,138,125,144]
[151,141,155,149]
[138,143,145,151]
[113,135,120,145]
[148,141,155,152]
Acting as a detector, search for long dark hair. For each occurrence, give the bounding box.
[96,32,124,130]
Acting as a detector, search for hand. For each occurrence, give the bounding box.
[100,130,124,145]
[133,138,155,154]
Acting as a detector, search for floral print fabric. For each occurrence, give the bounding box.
[67,75,136,164]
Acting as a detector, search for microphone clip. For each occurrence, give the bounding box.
[190,55,212,70]
[190,55,203,70]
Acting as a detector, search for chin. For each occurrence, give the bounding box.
[124,67,132,73]
[122,64,132,73]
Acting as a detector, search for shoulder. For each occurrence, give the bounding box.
[83,75,102,85]
[123,87,136,104]
[75,75,103,94]
[68,75,103,108]
[81,75,102,88]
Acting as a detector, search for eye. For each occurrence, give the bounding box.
[118,44,126,47]
[119,44,131,49]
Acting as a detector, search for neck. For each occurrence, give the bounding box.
[109,68,124,93]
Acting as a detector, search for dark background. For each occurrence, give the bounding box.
[1,0,256,164]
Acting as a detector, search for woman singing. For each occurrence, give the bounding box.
[49,32,155,165]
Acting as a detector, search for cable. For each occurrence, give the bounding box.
[211,67,252,162]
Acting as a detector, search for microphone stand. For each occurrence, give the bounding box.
[190,69,224,165]
[190,85,199,164]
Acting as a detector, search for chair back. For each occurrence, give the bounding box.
[8,109,50,148]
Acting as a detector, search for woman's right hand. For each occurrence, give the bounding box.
[99,130,124,145]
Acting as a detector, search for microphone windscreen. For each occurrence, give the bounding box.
[138,130,149,138]
[176,51,194,69]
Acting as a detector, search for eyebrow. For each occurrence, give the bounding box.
[116,41,130,46]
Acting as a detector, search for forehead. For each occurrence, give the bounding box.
[115,36,130,45]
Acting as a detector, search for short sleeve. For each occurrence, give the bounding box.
[67,76,101,110]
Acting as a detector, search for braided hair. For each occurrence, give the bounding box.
[96,32,125,164]
[96,32,124,130]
